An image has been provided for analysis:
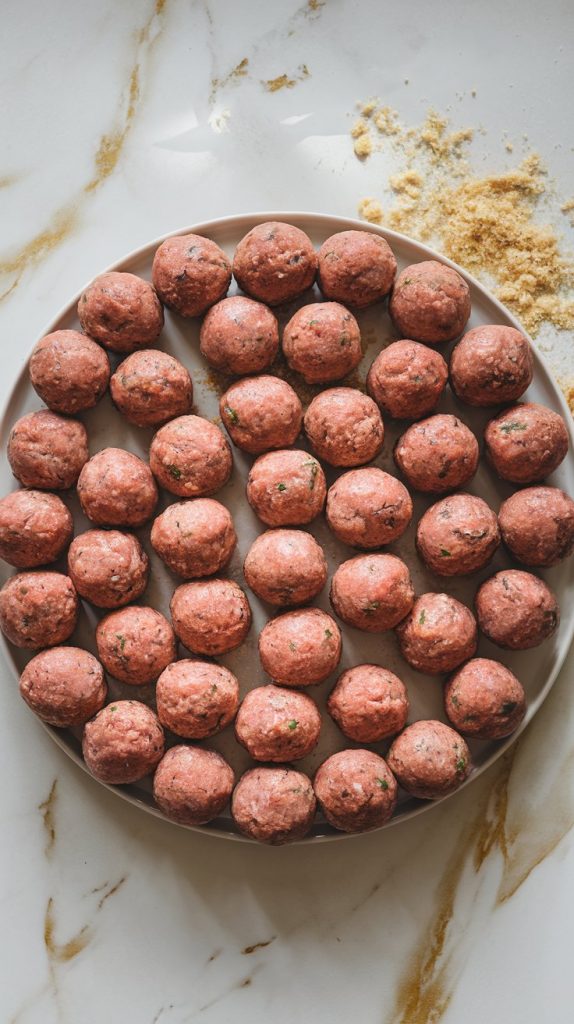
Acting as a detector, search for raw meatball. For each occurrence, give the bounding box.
[29,330,110,414]
[110,349,193,427]
[396,593,478,674]
[394,414,479,494]
[330,553,414,632]
[498,487,574,567]
[77,448,158,527]
[67,529,149,608]
[82,700,164,784]
[235,685,321,762]
[314,749,397,833]
[0,490,73,568]
[79,271,163,352]
[367,340,448,420]
[304,388,384,467]
[389,261,471,344]
[327,665,409,743]
[246,450,326,526]
[387,720,471,799]
[151,499,236,579]
[243,529,327,606]
[416,494,500,576]
[484,402,569,484]
[259,607,341,687]
[450,325,533,406]
[445,658,526,739]
[326,468,412,549]
[0,571,78,649]
[475,569,559,650]
[152,234,231,317]
[153,746,234,826]
[317,230,397,308]
[19,647,106,727]
[232,221,317,306]
[8,410,88,490]
[155,659,239,739]
[96,606,176,685]
[200,296,279,375]
[170,579,251,656]
[220,375,302,454]
[231,766,316,844]
[282,303,362,384]
[149,416,232,498]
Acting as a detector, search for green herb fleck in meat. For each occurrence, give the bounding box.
[440,548,451,557]
[287,719,298,730]
[302,460,319,490]
[289,641,297,652]
[364,600,380,615]
[325,628,333,639]
[308,319,319,326]
[168,464,182,480]
[224,406,240,425]
[500,701,518,716]
[109,705,117,712]
[115,634,126,653]
[499,421,527,434]
[376,778,389,791]
[455,757,467,773]
[450,694,460,707]
[277,482,287,492]
[419,610,426,625]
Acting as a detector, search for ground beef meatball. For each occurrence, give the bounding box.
[77,448,158,527]
[151,499,236,579]
[8,410,88,491]
[0,490,73,568]
[110,349,193,427]
[396,593,477,674]
[83,700,164,785]
[445,658,526,739]
[387,720,471,799]
[498,486,574,567]
[317,230,396,308]
[153,746,234,825]
[235,685,321,762]
[0,571,78,649]
[282,303,362,384]
[243,529,327,606]
[19,647,106,727]
[303,388,384,467]
[367,340,448,420]
[327,665,409,743]
[200,296,279,375]
[416,494,500,576]
[246,450,326,527]
[29,330,110,414]
[484,403,569,484]
[449,324,533,406]
[152,234,231,317]
[326,468,412,549]
[170,579,251,656]
[394,414,479,494]
[330,553,414,632]
[259,607,341,687]
[232,222,317,306]
[96,606,176,685]
[220,375,302,454]
[149,415,232,498]
[231,766,316,844]
[314,749,397,833]
[155,659,239,739]
[475,569,559,650]
[67,529,149,608]
[389,261,471,344]
[79,272,163,352]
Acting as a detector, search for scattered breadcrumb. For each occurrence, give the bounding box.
[357,198,383,224]
[354,134,373,159]
[360,100,377,117]
[351,118,370,138]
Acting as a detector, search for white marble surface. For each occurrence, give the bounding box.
[2,2,574,1022]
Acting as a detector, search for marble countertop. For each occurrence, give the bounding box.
[2,2,574,1022]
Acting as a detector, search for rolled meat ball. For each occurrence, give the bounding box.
[498,487,574,567]
[484,402,569,484]
[151,499,236,579]
[155,660,239,739]
[149,416,232,498]
[282,303,362,384]
[0,572,78,649]
[82,700,164,785]
[78,272,163,352]
[246,450,326,527]
[259,607,341,687]
[314,749,397,833]
[232,221,317,306]
[475,569,559,650]
[96,606,176,685]
[235,685,321,762]
[326,468,412,549]
[0,490,73,568]
[67,529,149,608]
[19,647,106,727]
[77,448,158,527]
[367,340,448,420]
[389,261,471,344]
[416,494,500,576]
[317,230,397,308]
[153,746,234,826]
[8,410,88,490]
[231,766,317,844]
[449,325,533,406]
[220,375,302,454]
[445,658,526,739]
[394,414,479,494]
[304,388,384,467]
[330,553,414,632]
[29,330,110,414]
[243,529,327,606]
[200,296,279,375]
[110,350,193,428]
[152,234,231,317]
[327,665,409,743]
[387,720,471,799]
[170,579,251,656]
[396,593,477,674]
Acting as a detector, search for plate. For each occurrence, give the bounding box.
[2,212,574,843]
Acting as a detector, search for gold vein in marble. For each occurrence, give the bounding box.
[242,936,276,954]
[44,897,91,964]
[38,778,58,858]
[263,65,310,92]
[210,57,249,104]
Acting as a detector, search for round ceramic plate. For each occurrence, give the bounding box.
[2,212,574,843]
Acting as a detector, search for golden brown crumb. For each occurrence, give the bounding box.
[506,142,514,152]
[373,106,401,136]
[354,134,373,159]
[351,118,369,138]
[360,100,377,117]
[358,197,383,223]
